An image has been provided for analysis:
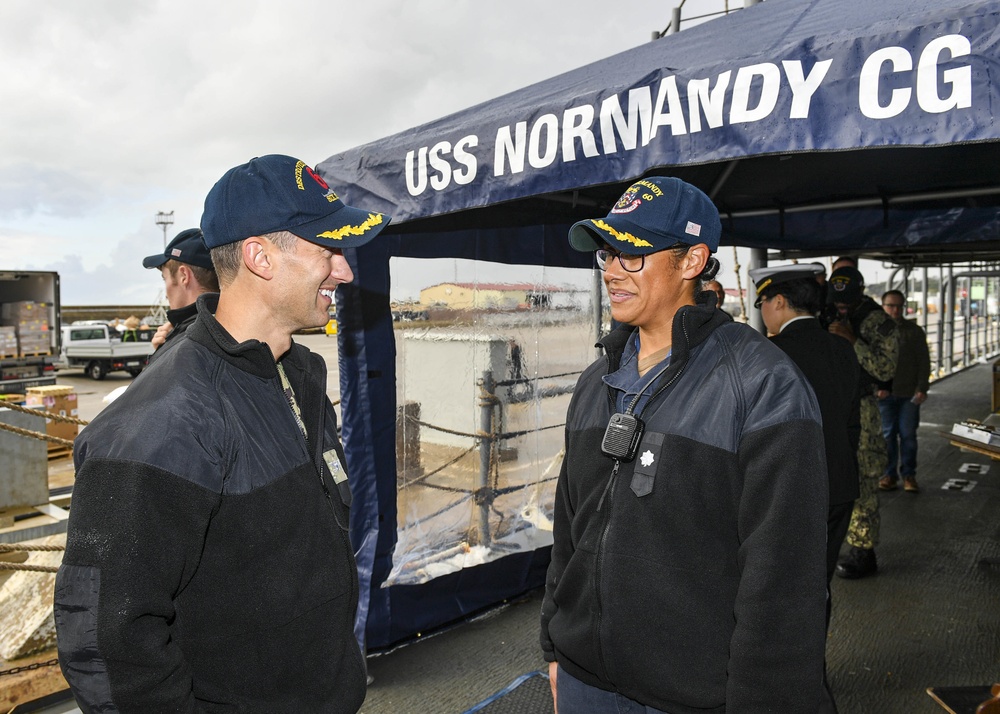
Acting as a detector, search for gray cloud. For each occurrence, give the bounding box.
[0,0,726,304]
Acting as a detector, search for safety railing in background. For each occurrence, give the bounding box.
[924,314,1000,379]
[392,368,577,577]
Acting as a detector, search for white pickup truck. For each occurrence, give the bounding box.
[58,323,154,380]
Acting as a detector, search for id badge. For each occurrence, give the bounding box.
[323,448,352,507]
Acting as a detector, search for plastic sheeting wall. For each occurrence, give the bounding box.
[337,236,602,650]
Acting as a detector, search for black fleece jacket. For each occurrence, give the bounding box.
[540,302,829,713]
[145,300,199,367]
[55,294,365,714]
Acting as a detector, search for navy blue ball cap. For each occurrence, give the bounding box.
[568,176,721,255]
[828,266,865,304]
[143,228,214,270]
[200,154,392,250]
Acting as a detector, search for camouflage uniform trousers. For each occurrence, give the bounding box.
[845,395,888,550]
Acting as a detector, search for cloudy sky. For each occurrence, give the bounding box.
[4,0,883,307]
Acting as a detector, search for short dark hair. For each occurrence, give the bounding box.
[761,277,824,315]
[164,260,219,293]
[882,289,905,304]
[211,231,297,287]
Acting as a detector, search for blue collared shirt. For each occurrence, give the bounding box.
[602,332,672,416]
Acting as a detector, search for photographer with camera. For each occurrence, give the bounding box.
[541,177,829,713]
[827,267,899,580]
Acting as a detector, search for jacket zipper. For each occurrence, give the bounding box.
[275,361,363,674]
[591,315,692,683]
[593,457,619,680]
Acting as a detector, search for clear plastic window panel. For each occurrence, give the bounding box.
[386,256,603,586]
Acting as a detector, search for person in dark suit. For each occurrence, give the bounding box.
[751,264,863,714]
[751,264,862,584]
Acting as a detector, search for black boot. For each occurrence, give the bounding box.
[835,546,877,579]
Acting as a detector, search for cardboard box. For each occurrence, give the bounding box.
[25,386,78,442]
[951,422,1000,446]
[1,301,51,331]
[0,325,16,356]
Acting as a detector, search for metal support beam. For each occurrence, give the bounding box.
[747,248,766,333]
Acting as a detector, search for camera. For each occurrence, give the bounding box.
[819,302,842,330]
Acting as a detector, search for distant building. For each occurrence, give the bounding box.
[419,282,575,311]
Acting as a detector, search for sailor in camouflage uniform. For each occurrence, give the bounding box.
[827,266,899,579]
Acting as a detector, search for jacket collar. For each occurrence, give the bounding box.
[187,293,308,380]
[777,316,821,335]
[599,301,732,372]
[165,301,199,329]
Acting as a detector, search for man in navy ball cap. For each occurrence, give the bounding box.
[542,176,829,713]
[142,227,219,356]
[56,155,389,714]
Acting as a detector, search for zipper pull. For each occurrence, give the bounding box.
[597,460,620,511]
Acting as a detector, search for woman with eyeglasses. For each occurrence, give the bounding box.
[541,176,830,714]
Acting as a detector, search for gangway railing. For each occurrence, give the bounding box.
[393,368,578,572]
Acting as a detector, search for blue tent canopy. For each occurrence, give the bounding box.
[319,0,1000,650]
[320,0,1000,260]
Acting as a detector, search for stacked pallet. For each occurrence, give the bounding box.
[0,301,52,357]
[0,325,16,359]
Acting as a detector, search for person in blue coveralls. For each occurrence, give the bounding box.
[540,176,829,713]
[54,154,389,714]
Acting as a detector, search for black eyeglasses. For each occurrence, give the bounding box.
[754,293,771,309]
[595,243,689,273]
[595,248,645,273]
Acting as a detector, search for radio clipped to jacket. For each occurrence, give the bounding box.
[601,412,645,462]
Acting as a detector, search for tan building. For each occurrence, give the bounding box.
[419,282,558,311]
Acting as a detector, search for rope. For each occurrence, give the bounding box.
[495,423,564,440]
[0,562,59,573]
[493,369,582,388]
[0,421,74,447]
[407,417,483,440]
[400,493,473,531]
[403,414,564,443]
[733,245,748,323]
[1,401,89,426]
[397,444,478,492]
[0,544,65,553]
[415,480,473,495]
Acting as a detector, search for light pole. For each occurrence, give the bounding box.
[155,211,174,247]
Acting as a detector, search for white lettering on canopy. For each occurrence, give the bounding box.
[730,63,782,124]
[783,59,833,119]
[402,34,975,196]
[562,105,599,162]
[528,114,559,168]
[599,88,651,152]
[860,34,971,119]
[687,71,731,133]
[404,135,479,196]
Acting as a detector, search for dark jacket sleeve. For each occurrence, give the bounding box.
[55,458,220,713]
[727,367,829,712]
[540,432,573,663]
